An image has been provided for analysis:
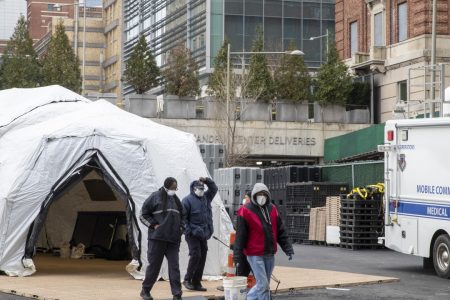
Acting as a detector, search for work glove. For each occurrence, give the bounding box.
[233,254,241,265]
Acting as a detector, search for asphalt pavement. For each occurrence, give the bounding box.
[273,244,450,300]
[1,244,449,299]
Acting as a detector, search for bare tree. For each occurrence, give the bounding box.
[207,41,265,166]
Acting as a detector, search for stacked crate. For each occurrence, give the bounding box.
[326,196,341,226]
[198,143,225,178]
[308,207,326,242]
[264,166,322,207]
[339,195,384,250]
[285,182,348,244]
[214,167,263,225]
[325,196,341,245]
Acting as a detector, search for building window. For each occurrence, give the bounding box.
[374,12,384,46]
[48,4,55,11]
[398,3,408,42]
[350,21,358,55]
[398,80,407,102]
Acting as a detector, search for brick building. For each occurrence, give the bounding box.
[28,1,104,96]
[336,0,450,122]
[27,0,77,43]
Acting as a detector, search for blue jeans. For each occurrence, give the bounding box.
[246,255,275,300]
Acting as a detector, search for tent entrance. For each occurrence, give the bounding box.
[24,150,142,267]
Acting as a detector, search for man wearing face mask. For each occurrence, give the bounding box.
[182,177,218,291]
[139,177,185,300]
[233,183,293,300]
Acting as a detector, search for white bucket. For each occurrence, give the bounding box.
[223,276,247,300]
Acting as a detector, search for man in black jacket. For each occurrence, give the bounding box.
[140,177,185,300]
[182,177,218,292]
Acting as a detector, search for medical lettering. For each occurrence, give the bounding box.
[427,207,448,217]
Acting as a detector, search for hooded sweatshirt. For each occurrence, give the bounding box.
[234,183,293,258]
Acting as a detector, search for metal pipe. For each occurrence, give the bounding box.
[74,0,79,56]
[385,150,391,225]
[431,0,437,116]
[226,43,230,165]
[82,0,86,93]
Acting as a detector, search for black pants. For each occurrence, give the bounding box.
[184,235,208,284]
[142,239,182,296]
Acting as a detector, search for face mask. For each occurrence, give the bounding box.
[256,195,267,206]
[167,190,176,196]
[195,188,204,197]
[242,199,246,205]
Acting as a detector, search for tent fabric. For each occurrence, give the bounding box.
[0,85,233,278]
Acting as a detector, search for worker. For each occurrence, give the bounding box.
[182,177,218,291]
[140,177,184,300]
[233,183,294,300]
[235,191,252,277]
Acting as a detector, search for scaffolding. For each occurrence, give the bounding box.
[398,63,450,119]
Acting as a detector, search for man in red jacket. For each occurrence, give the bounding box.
[233,183,293,300]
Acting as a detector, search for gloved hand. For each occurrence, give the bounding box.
[288,254,293,261]
[233,254,241,265]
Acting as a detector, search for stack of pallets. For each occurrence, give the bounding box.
[325,196,341,245]
[285,182,348,244]
[309,207,326,243]
[326,196,341,227]
[339,196,384,250]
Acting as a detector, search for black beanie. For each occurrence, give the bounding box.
[164,177,177,189]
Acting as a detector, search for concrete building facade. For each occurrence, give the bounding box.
[103,0,123,99]
[0,0,27,53]
[336,0,450,122]
[122,0,335,94]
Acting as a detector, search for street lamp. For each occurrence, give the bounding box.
[309,29,329,60]
[225,44,304,162]
[53,1,86,93]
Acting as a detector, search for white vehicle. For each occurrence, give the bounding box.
[379,118,450,278]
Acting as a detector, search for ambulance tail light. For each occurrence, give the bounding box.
[387,130,394,141]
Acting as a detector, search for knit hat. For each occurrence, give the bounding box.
[164,177,177,189]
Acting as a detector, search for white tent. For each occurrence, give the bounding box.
[0,85,233,278]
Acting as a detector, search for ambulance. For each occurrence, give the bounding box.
[379,118,450,278]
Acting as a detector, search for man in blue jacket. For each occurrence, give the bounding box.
[182,177,218,291]
[140,177,185,300]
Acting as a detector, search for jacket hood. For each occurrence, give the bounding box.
[190,180,204,196]
[251,183,271,206]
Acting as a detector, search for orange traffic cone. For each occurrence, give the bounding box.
[226,231,236,277]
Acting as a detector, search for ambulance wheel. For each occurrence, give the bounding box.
[433,234,450,278]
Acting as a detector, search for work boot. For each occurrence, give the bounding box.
[140,288,153,300]
[173,294,182,300]
[183,280,196,291]
[192,281,207,292]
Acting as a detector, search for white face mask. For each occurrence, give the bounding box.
[256,195,267,206]
[167,190,176,196]
[195,189,205,197]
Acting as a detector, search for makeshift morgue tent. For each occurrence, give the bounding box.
[0,85,233,278]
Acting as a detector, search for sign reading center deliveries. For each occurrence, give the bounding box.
[195,134,316,146]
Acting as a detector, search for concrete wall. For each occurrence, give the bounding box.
[151,118,369,158]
